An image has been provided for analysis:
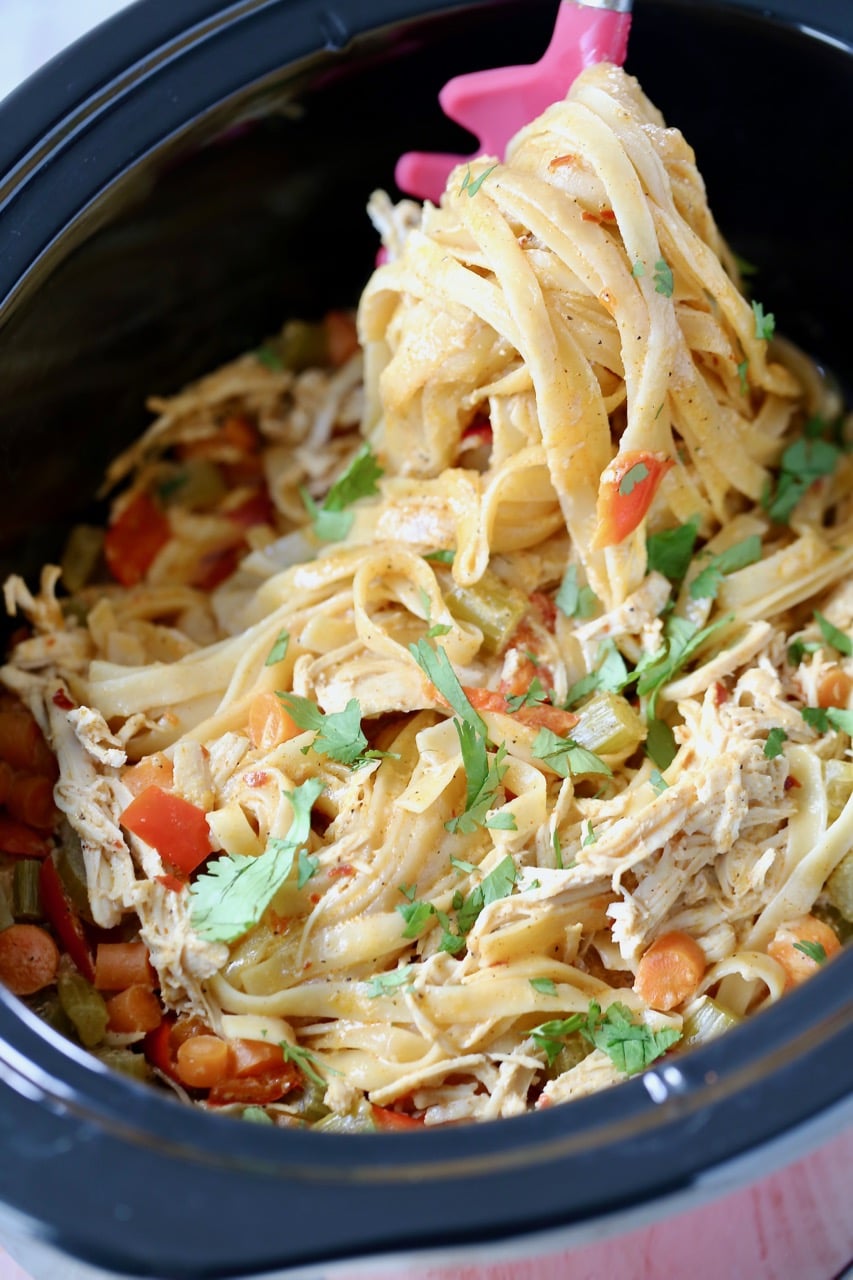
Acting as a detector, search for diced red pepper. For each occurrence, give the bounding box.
[104,491,171,586]
[595,450,674,547]
[207,1063,302,1106]
[226,487,275,531]
[230,1039,287,1079]
[462,687,578,735]
[189,544,242,591]
[371,1105,425,1130]
[120,785,212,875]
[38,855,95,982]
[143,1014,181,1081]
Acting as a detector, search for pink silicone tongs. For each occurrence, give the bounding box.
[396,0,633,204]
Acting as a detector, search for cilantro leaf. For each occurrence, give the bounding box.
[649,769,669,794]
[485,811,517,830]
[398,898,436,939]
[277,694,372,767]
[787,639,820,666]
[265,629,290,667]
[556,565,599,620]
[631,260,645,278]
[792,940,827,965]
[583,1001,681,1075]
[737,359,750,395]
[815,611,852,657]
[619,462,650,496]
[296,849,319,889]
[566,639,629,707]
[646,518,699,584]
[450,855,478,875]
[280,1041,331,1087]
[532,728,612,778]
[802,706,853,735]
[632,613,731,715]
[454,855,518,935]
[529,977,557,996]
[645,717,677,769]
[582,821,597,847]
[460,162,498,197]
[762,434,840,524]
[752,299,775,341]
[190,778,323,942]
[505,675,548,713]
[366,966,415,997]
[256,344,284,370]
[423,549,456,565]
[445,724,504,834]
[530,1014,586,1065]
[653,259,674,297]
[764,727,788,759]
[408,638,487,738]
[688,534,762,601]
[302,442,383,541]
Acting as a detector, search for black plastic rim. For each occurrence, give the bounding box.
[0,1,852,1277]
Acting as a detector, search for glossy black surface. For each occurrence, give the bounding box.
[0,1,851,1275]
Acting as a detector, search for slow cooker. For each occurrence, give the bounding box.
[0,1,851,1276]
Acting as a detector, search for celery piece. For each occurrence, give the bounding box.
[824,760,853,823]
[288,1077,332,1124]
[680,996,741,1050]
[312,1100,377,1133]
[280,319,329,372]
[27,989,75,1038]
[826,850,853,923]
[54,826,94,923]
[57,968,108,1049]
[157,458,227,511]
[572,692,645,756]
[60,524,104,594]
[12,860,42,922]
[0,885,14,933]
[442,570,529,654]
[547,1035,592,1079]
[93,1047,153,1082]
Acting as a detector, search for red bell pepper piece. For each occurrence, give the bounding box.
[595,450,674,547]
[207,1063,302,1106]
[371,1105,425,1130]
[120,785,212,875]
[104,491,171,586]
[38,855,95,983]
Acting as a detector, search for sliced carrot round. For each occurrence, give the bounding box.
[175,1035,234,1089]
[634,930,706,1012]
[0,924,60,996]
[767,915,841,988]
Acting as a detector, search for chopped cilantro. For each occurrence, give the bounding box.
[646,517,699,584]
[553,829,564,870]
[566,639,630,707]
[649,768,669,794]
[787,639,820,666]
[802,706,853,736]
[530,1014,586,1065]
[645,717,677,770]
[450,855,478,875]
[532,728,612,778]
[582,821,598,847]
[688,534,762,601]
[815,611,852,657]
[792,940,827,965]
[764,727,788,759]
[276,693,382,768]
[736,358,750,396]
[752,299,776,341]
[398,898,438,940]
[556,564,599,620]
[584,1001,681,1075]
[242,1106,274,1125]
[280,1041,331,1087]
[653,259,674,297]
[505,675,548,713]
[762,432,840,524]
[423,549,456,564]
[399,883,417,902]
[632,613,731,716]
[619,461,650,496]
[631,260,645,278]
[530,977,558,996]
[408,638,487,738]
[454,855,518,935]
[190,778,323,943]
[485,811,518,830]
[733,252,758,278]
[256,344,284,370]
[265,629,290,667]
[366,966,415,997]
[460,162,498,197]
[302,442,383,541]
[446,724,509,834]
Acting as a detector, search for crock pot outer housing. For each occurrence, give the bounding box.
[0,1,852,1276]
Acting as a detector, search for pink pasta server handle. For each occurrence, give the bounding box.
[396,0,633,203]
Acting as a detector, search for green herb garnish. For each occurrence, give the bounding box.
[814,611,852,657]
[762,431,840,524]
[646,517,699,584]
[764,727,788,760]
[276,693,383,768]
[529,978,558,997]
[792,940,827,965]
[619,462,650,496]
[366,966,416,998]
[688,534,762,601]
[752,299,776,341]
[556,564,599,620]
[532,728,612,778]
[460,162,498,197]
[653,259,674,297]
[265,629,290,667]
[302,442,383,541]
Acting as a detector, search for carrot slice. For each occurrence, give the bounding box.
[121,754,174,798]
[817,668,852,709]
[94,942,156,992]
[104,491,171,587]
[767,915,841,988]
[6,773,57,831]
[230,1038,286,1079]
[634,930,707,1011]
[105,985,163,1034]
[175,1035,234,1088]
[0,709,56,775]
[0,924,60,996]
[207,1063,302,1107]
[371,1105,425,1131]
[0,815,52,859]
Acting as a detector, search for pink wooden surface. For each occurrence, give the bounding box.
[1,1127,850,1280]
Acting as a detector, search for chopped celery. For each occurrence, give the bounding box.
[54,825,93,922]
[57,968,108,1048]
[157,458,227,510]
[60,524,104,593]
[826,850,853,923]
[441,570,528,654]
[0,884,14,933]
[572,692,645,756]
[813,900,853,944]
[12,860,42,922]
[93,1047,153,1082]
[547,1035,591,1079]
[824,760,853,822]
[279,319,329,372]
[27,990,75,1038]
[312,1100,377,1133]
[288,1077,332,1124]
[680,996,741,1050]
[241,1106,275,1125]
